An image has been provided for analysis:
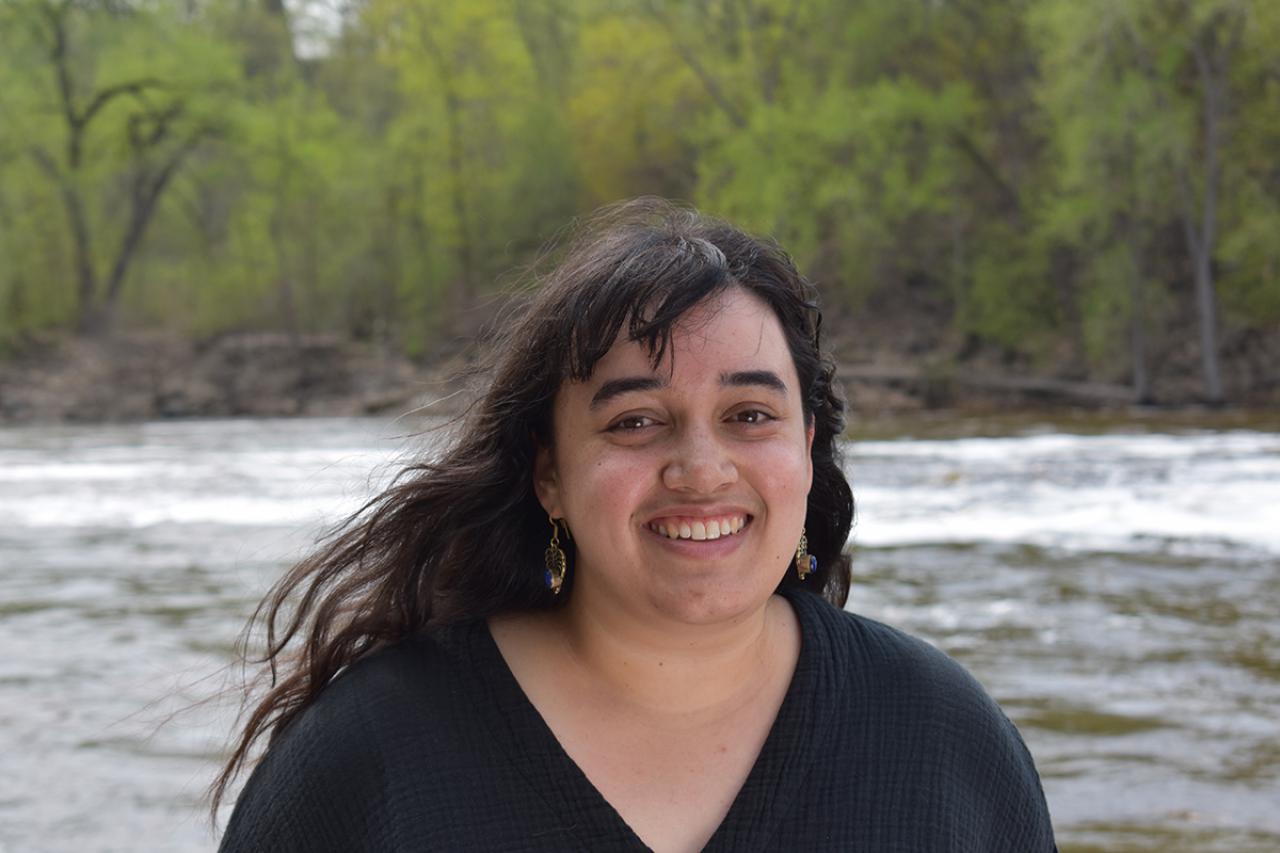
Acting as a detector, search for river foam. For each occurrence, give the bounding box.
[7,422,1275,552]
[848,430,1280,554]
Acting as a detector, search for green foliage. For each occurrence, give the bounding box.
[1215,0,1280,325]
[961,227,1057,359]
[0,0,1275,393]
[1030,0,1277,385]
[0,0,242,337]
[569,11,702,203]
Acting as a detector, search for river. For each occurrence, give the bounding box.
[1,416,1277,852]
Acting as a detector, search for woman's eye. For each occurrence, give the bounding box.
[609,415,654,432]
[732,409,775,425]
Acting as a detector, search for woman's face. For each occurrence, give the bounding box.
[535,286,814,626]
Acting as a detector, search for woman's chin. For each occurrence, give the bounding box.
[640,572,783,626]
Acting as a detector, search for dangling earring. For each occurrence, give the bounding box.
[795,529,816,580]
[544,516,567,595]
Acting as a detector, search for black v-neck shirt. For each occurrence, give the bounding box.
[219,589,1056,852]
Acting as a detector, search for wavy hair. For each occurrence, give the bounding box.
[212,198,854,814]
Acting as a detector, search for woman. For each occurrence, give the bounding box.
[215,199,1056,852]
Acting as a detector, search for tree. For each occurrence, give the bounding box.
[364,0,579,339]
[2,0,233,334]
[1151,0,1246,404]
[1032,0,1178,400]
[1033,0,1268,404]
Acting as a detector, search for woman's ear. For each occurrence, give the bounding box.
[804,421,816,492]
[533,443,563,518]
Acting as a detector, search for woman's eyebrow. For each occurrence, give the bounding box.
[589,370,787,410]
[589,376,666,409]
[721,370,787,394]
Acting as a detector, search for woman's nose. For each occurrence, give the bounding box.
[661,426,738,493]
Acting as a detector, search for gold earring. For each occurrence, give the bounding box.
[795,529,816,580]
[544,516,566,594]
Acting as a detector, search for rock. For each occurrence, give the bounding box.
[0,331,438,424]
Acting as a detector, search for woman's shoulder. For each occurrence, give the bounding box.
[259,623,480,749]
[784,589,1056,852]
[309,624,475,710]
[218,624,488,851]
[794,589,1024,743]
[787,587,996,709]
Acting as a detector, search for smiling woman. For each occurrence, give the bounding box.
[214,199,1057,852]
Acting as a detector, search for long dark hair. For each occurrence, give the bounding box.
[211,197,854,813]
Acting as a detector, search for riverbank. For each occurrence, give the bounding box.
[0,331,451,424]
[0,326,1277,425]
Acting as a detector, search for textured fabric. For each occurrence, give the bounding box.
[219,589,1057,852]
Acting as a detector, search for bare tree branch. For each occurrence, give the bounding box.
[79,78,166,129]
[642,0,749,129]
[30,143,98,320]
[104,128,211,311]
[950,130,1023,217]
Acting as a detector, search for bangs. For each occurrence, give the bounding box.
[558,232,735,381]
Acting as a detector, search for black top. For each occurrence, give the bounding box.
[219,589,1056,851]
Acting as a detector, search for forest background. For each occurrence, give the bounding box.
[1,0,1277,422]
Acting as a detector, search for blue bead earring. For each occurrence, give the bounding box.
[795,529,816,580]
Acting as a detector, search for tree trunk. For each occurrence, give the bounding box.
[104,141,196,312]
[1127,250,1152,404]
[66,185,99,333]
[35,0,180,337]
[1189,235,1223,403]
[1120,139,1152,405]
[1122,5,1236,405]
[416,16,476,310]
[1182,14,1237,405]
[40,3,99,332]
[30,149,98,333]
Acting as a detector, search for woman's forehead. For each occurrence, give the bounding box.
[575,288,795,390]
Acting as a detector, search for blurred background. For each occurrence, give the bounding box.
[0,1,1278,851]
[1,0,1278,413]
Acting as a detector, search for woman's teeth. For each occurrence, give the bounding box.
[648,516,747,541]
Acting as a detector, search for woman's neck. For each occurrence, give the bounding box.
[549,592,798,720]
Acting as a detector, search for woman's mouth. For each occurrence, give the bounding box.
[645,515,750,541]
